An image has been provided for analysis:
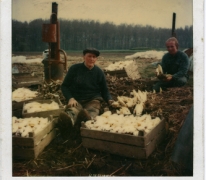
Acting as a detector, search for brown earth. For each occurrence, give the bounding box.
[12,52,193,176]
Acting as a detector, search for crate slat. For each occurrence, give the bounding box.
[22,108,64,118]
[12,136,34,147]
[145,129,166,157]
[12,109,23,118]
[82,128,165,159]
[104,69,127,77]
[12,73,42,88]
[143,119,165,145]
[81,128,145,146]
[33,120,56,145]
[82,137,147,159]
[12,97,43,110]
[13,128,56,160]
[104,69,126,74]
[12,119,56,147]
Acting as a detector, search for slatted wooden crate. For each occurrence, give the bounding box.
[12,97,44,118]
[12,73,42,88]
[22,97,64,118]
[81,119,165,159]
[12,116,57,160]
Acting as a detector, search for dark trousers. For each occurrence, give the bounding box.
[65,99,102,125]
[153,76,188,92]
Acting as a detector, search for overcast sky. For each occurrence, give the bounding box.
[12,0,193,28]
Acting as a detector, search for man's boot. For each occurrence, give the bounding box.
[76,109,92,124]
[57,111,74,139]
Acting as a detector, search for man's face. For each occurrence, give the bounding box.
[83,53,97,69]
[166,41,178,55]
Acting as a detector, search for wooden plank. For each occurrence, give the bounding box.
[12,101,26,110]
[104,70,127,77]
[107,73,127,76]
[13,77,42,83]
[12,120,56,147]
[116,74,127,77]
[12,109,23,118]
[82,137,147,159]
[14,76,41,80]
[14,81,42,86]
[33,120,56,145]
[12,73,31,78]
[81,128,145,146]
[23,99,62,105]
[12,73,40,78]
[13,82,42,88]
[12,136,34,147]
[13,129,56,160]
[145,129,166,158]
[13,146,35,160]
[104,70,126,74]
[144,120,165,145]
[12,75,42,88]
[33,128,56,158]
[22,108,64,118]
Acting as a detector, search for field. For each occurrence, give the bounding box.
[12,51,193,176]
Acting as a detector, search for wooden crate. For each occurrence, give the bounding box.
[13,117,57,160]
[12,97,43,110]
[22,97,64,118]
[12,97,44,118]
[80,119,165,159]
[12,73,42,88]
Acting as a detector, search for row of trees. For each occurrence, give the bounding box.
[12,19,193,52]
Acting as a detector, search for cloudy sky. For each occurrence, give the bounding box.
[12,0,193,28]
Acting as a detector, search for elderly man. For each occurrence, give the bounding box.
[58,48,113,137]
[153,37,189,92]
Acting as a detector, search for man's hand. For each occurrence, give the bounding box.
[68,98,78,107]
[163,75,173,82]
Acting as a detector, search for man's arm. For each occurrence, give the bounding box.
[100,72,112,103]
[61,66,75,102]
[161,54,168,74]
[172,53,189,79]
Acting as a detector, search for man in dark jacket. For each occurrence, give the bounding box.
[153,37,189,92]
[58,48,113,137]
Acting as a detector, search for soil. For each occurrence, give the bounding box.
[12,52,193,177]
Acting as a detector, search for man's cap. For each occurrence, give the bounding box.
[83,48,100,57]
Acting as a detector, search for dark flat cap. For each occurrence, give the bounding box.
[83,48,100,57]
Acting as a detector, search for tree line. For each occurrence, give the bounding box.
[12,19,193,52]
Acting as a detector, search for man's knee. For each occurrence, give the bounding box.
[153,82,167,92]
[174,77,187,87]
[84,100,101,109]
[84,100,101,118]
